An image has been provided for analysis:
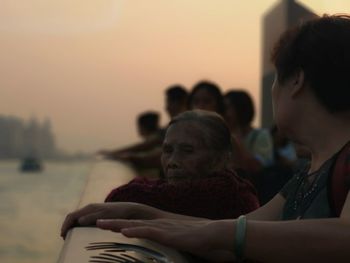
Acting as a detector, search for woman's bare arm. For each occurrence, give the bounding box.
[96,193,350,262]
[246,193,285,221]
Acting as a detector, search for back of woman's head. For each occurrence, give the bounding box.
[169,110,233,155]
[188,81,225,116]
[225,90,255,126]
[271,14,350,113]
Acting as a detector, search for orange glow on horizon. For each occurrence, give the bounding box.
[0,0,348,153]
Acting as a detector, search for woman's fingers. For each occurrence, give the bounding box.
[60,202,136,238]
[96,218,235,261]
[97,219,193,248]
[97,219,150,232]
[97,219,173,247]
[121,226,168,244]
[60,204,102,238]
[78,211,106,226]
[61,211,82,238]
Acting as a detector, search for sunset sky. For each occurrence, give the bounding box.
[0,0,349,153]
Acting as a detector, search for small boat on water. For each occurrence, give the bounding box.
[20,157,43,172]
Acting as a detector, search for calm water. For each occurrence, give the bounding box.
[0,160,92,263]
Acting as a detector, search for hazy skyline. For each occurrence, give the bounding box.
[0,0,348,153]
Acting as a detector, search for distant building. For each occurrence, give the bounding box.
[0,115,58,159]
[261,0,317,128]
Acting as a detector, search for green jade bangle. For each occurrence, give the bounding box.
[235,215,247,262]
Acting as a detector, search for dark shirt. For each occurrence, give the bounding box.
[105,170,259,219]
[280,155,336,220]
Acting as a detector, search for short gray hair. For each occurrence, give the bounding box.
[168,110,233,155]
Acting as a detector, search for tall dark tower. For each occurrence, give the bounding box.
[261,0,317,128]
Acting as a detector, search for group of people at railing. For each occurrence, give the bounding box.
[99,79,302,206]
[61,15,350,262]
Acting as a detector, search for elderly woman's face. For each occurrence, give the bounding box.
[161,121,217,183]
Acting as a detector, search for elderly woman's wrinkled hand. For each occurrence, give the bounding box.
[60,202,160,239]
[96,218,235,262]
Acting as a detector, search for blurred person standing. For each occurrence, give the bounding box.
[224,90,274,174]
[188,80,225,116]
[99,85,188,177]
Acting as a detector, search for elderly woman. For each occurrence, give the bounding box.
[62,15,350,262]
[104,110,258,219]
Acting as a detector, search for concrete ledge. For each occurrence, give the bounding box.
[58,227,189,263]
[77,160,136,206]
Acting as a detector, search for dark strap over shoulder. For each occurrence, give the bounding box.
[330,141,350,217]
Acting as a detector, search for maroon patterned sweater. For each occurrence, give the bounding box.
[105,170,259,219]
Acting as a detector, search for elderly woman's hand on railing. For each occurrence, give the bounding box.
[60,202,166,239]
